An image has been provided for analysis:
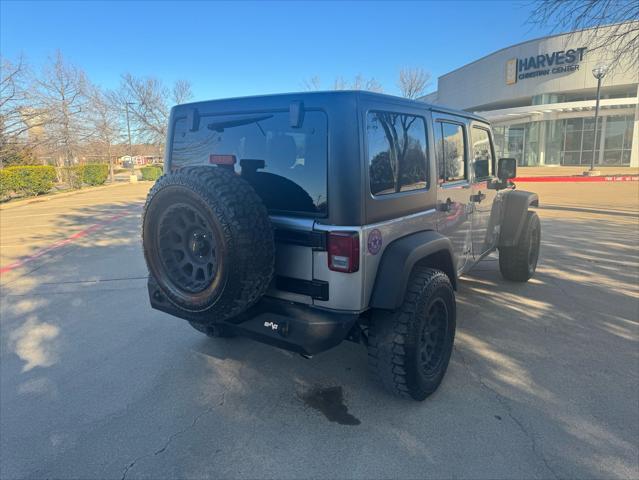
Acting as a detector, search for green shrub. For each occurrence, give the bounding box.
[0,169,17,199]
[141,165,163,181]
[59,166,83,189]
[82,164,109,186]
[1,166,56,197]
[20,166,57,195]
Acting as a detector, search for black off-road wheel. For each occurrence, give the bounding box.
[367,267,456,401]
[142,166,274,322]
[499,211,541,282]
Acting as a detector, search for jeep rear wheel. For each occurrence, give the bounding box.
[142,166,274,322]
[367,267,456,401]
[499,211,541,282]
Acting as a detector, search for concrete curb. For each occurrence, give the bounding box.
[515,175,638,183]
[0,182,137,211]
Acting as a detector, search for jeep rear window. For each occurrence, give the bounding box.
[434,121,467,183]
[170,111,328,216]
[367,111,429,196]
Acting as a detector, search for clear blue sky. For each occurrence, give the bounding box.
[1,0,553,100]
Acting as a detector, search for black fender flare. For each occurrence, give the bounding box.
[498,190,539,247]
[370,230,457,311]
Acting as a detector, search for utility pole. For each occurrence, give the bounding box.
[588,65,608,175]
[125,102,135,176]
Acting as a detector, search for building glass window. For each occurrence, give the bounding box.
[531,88,637,106]
[493,114,634,167]
[623,117,634,149]
[493,126,505,158]
[604,116,626,150]
[471,127,494,178]
[523,122,540,166]
[544,120,563,165]
[581,130,597,151]
[367,111,429,196]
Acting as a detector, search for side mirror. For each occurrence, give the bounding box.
[498,158,517,181]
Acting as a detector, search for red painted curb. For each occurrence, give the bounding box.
[0,211,132,275]
[515,176,638,183]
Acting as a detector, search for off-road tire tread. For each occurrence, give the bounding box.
[367,267,455,400]
[499,211,540,282]
[142,166,274,320]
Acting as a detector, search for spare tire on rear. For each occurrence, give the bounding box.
[142,166,274,321]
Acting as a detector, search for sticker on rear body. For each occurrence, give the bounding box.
[367,229,382,255]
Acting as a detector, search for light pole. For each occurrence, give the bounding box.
[589,64,608,173]
[125,102,135,175]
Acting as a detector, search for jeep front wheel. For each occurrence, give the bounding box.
[499,211,541,282]
[367,267,456,401]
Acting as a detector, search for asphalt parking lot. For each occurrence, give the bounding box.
[1,181,638,479]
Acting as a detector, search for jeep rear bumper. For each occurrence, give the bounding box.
[148,276,359,355]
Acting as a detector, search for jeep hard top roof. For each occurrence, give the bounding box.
[167,91,490,226]
[172,90,488,123]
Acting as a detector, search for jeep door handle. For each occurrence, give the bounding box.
[437,197,452,212]
[470,191,486,203]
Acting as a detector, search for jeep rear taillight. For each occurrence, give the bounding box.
[327,232,360,273]
[209,154,236,166]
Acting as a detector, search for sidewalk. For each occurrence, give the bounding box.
[517,166,638,177]
[0,181,145,210]
[515,166,638,182]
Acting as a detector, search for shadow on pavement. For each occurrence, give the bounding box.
[0,200,638,479]
[540,203,639,218]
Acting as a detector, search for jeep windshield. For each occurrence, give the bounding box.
[170,110,328,216]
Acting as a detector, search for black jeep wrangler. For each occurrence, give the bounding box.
[143,91,540,400]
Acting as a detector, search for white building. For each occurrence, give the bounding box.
[424,23,638,168]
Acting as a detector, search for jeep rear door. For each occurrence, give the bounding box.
[432,113,472,273]
[469,123,498,257]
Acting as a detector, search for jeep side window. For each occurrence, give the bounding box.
[434,121,467,182]
[367,111,428,196]
[471,126,494,179]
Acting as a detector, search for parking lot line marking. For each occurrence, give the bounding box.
[0,211,132,275]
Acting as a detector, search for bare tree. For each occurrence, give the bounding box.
[31,51,91,166]
[528,1,639,72]
[302,75,322,91]
[376,112,417,192]
[0,56,44,166]
[3,52,195,168]
[172,79,193,105]
[398,67,431,99]
[116,74,167,146]
[88,85,121,181]
[333,76,348,90]
[352,74,384,93]
[116,74,192,150]
[365,77,384,93]
[302,74,384,92]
